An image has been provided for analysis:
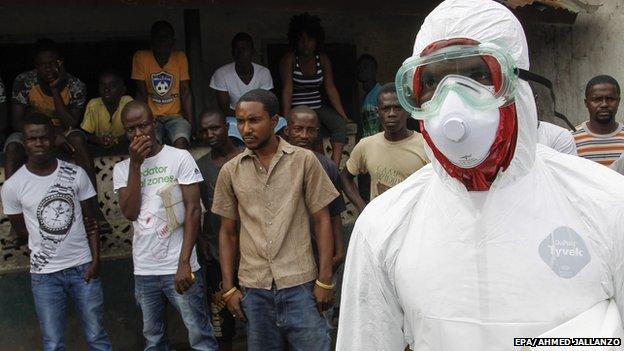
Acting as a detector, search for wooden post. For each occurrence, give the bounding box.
[184,9,205,131]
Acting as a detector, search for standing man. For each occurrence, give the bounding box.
[338,1,624,349]
[1,113,111,351]
[573,75,624,166]
[340,83,429,213]
[132,20,194,149]
[356,54,381,139]
[210,32,274,117]
[284,105,346,268]
[537,121,577,155]
[113,101,217,350]
[0,76,7,145]
[195,108,242,351]
[212,89,338,351]
[355,54,381,201]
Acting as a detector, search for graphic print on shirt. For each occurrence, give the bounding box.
[32,164,78,272]
[150,71,175,104]
[136,165,176,260]
[374,166,405,195]
[538,226,591,278]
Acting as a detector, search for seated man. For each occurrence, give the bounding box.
[340,83,429,213]
[81,69,133,149]
[210,32,274,117]
[132,20,193,149]
[5,39,95,189]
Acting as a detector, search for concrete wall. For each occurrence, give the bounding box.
[524,0,623,127]
[0,5,185,44]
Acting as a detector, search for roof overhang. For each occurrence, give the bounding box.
[1,0,602,24]
[501,0,601,24]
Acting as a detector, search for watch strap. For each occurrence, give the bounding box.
[51,162,78,196]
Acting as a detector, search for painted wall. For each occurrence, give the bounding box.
[524,0,622,127]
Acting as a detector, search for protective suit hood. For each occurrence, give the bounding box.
[413,0,537,192]
[337,1,624,350]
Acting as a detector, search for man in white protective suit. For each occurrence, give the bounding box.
[336,1,624,350]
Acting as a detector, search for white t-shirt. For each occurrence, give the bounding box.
[1,160,96,274]
[113,145,203,275]
[209,62,274,110]
[537,121,577,155]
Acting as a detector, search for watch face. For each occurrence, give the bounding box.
[37,194,75,235]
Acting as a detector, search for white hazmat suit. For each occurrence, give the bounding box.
[336,1,624,350]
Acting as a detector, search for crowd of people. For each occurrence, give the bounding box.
[3,1,624,350]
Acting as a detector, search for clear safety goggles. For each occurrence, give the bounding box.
[395,43,519,120]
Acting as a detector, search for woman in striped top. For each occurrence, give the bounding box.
[280,13,351,166]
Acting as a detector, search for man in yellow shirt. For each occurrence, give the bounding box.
[131,20,194,149]
[340,83,429,213]
[81,69,133,148]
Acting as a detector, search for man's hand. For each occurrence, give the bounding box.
[82,217,100,283]
[332,252,345,270]
[100,135,120,147]
[313,283,334,312]
[174,261,194,294]
[225,290,247,322]
[47,60,67,90]
[84,260,100,283]
[129,135,152,165]
[102,135,114,147]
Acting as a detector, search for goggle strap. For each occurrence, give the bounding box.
[516,68,576,132]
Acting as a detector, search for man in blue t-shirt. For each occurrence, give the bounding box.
[356,54,381,139]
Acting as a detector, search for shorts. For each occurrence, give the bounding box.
[3,128,85,152]
[155,116,191,144]
[314,105,347,144]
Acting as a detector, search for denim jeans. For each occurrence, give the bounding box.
[155,116,192,144]
[30,262,112,351]
[134,272,218,351]
[241,281,330,351]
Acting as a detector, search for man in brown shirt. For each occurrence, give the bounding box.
[212,89,338,351]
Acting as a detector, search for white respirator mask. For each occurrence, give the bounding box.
[423,88,500,168]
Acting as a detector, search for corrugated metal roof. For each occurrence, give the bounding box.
[503,0,601,14]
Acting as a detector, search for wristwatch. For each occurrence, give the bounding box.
[31,162,78,271]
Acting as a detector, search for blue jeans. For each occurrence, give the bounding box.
[134,272,218,351]
[30,262,111,351]
[241,281,330,351]
[155,116,192,144]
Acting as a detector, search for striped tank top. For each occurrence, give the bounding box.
[573,121,624,166]
[292,54,323,109]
